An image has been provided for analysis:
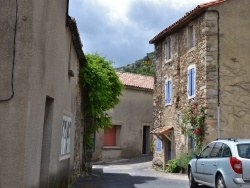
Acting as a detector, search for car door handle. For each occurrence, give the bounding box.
[213,163,217,166]
[201,162,204,165]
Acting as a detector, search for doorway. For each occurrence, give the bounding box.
[142,126,150,154]
[39,96,54,188]
[167,139,172,160]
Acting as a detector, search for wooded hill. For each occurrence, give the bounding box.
[116,52,155,76]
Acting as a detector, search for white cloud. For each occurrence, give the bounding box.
[92,0,211,23]
[69,0,214,67]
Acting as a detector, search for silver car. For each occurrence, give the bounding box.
[188,139,250,188]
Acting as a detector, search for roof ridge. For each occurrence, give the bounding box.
[116,71,154,78]
[149,0,227,44]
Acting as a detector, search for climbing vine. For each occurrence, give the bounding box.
[180,102,206,152]
[79,53,123,147]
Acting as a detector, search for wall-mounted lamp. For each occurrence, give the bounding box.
[144,55,151,65]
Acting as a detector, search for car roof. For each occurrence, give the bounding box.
[214,139,250,145]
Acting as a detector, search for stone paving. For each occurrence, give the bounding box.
[70,155,190,188]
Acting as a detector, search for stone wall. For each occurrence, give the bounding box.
[153,12,219,160]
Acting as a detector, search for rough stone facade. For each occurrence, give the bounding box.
[150,0,250,165]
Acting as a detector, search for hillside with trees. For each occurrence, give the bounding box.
[116,52,155,76]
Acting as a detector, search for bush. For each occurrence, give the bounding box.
[166,158,181,173]
[177,153,191,171]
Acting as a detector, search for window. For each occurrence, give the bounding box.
[61,116,71,157]
[156,137,162,152]
[188,25,195,48]
[199,143,214,158]
[165,79,172,105]
[165,38,171,60]
[104,125,121,147]
[210,142,223,158]
[237,144,250,158]
[188,136,195,150]
[222,144,232,157]
[188,65,196,98]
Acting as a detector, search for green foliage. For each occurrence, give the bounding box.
[176,153,192,170]
[180,102,206,152]
[151,140,155,153]
[116,52,155,76]
[79,53,123,146]
[166,158,181,173]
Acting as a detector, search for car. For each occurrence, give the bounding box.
[188,138,250,188]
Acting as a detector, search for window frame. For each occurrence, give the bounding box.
[165,38,172,60]
[187,65,196,99]
[103,125,121,148]
[165,78,172,105]
[60,115,71,160]
[188,25,195,49]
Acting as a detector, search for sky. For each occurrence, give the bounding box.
[69,0,211,68]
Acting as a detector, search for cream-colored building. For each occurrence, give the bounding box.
[149,0,250,167]
[0,1,85,187]
[93,72,154,161]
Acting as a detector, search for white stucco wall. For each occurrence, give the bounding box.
[0,0,80,187]
[93,87,153,161]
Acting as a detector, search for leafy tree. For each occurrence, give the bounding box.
[79,53,123,147]
[116,52,155,76]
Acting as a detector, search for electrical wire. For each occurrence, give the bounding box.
[0,0,18,102]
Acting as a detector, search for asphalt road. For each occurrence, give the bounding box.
[71,155,191,188]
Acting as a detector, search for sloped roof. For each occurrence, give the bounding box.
[150,126,173,134]
[117,72,154,90]
[67,16,86,66]
[149,0,227,44]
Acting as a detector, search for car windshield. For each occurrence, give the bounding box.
[237,144,250,158]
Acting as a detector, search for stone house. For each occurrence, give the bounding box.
[93,72,154,161]
[0,1,85,187]
[149,0,250,168]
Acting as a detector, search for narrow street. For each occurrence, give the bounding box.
[71,155,190,188]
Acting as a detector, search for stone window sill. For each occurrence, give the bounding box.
[103,146,122,150]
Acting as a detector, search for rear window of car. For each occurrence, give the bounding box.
[237,144,250,158]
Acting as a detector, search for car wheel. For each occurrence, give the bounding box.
[189,168,198,188]
[216,174,226,188]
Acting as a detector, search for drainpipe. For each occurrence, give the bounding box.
[207,10,220,139]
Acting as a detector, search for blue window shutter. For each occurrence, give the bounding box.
[169,81,172,103]
[166,80,171,104]
[165,82,168,103]
[192,68,195,95]
[188,69,192,96]
[157,138,162,151]
[191,68,195,96]
[167,81,170,103]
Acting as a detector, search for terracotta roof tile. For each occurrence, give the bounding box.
[149,0,227,44]
[116,72,154,90]
[150,126,174,134]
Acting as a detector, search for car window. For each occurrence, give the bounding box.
[222,144,232,157]
[237,144,250,158]
[199,143,214,158]
[210,142,223,158]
